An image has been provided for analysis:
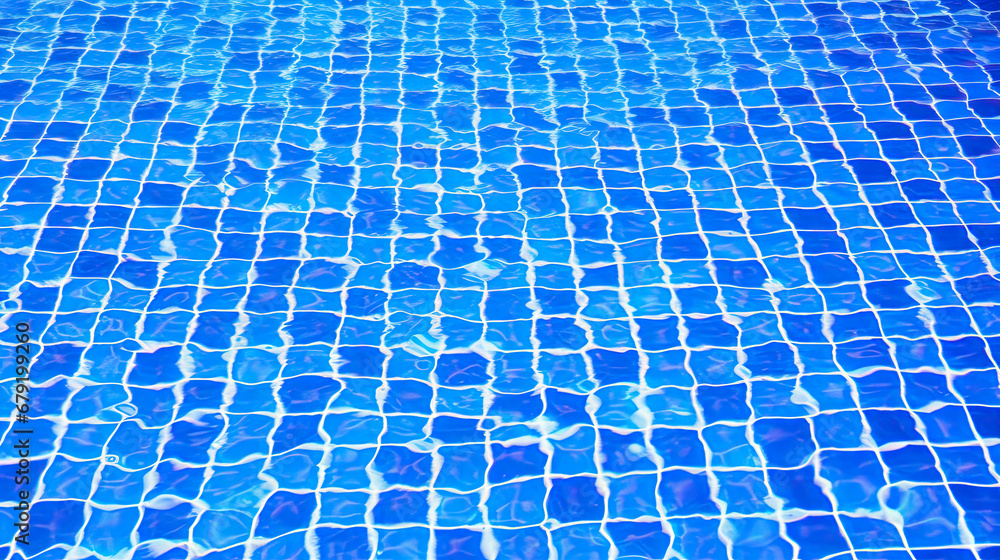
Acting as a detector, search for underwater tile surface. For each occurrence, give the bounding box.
[0,0,999,558]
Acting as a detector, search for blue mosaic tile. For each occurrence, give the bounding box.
[0,0,998,558]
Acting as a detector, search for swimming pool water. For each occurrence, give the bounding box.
[1,0,999,558]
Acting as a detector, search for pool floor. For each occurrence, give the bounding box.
[1,0,1000,559]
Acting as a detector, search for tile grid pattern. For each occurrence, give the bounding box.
[0,0,998,559]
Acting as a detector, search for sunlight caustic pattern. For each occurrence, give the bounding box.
[0,0,999,559]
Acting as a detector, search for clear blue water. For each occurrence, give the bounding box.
[0,0,999,558]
